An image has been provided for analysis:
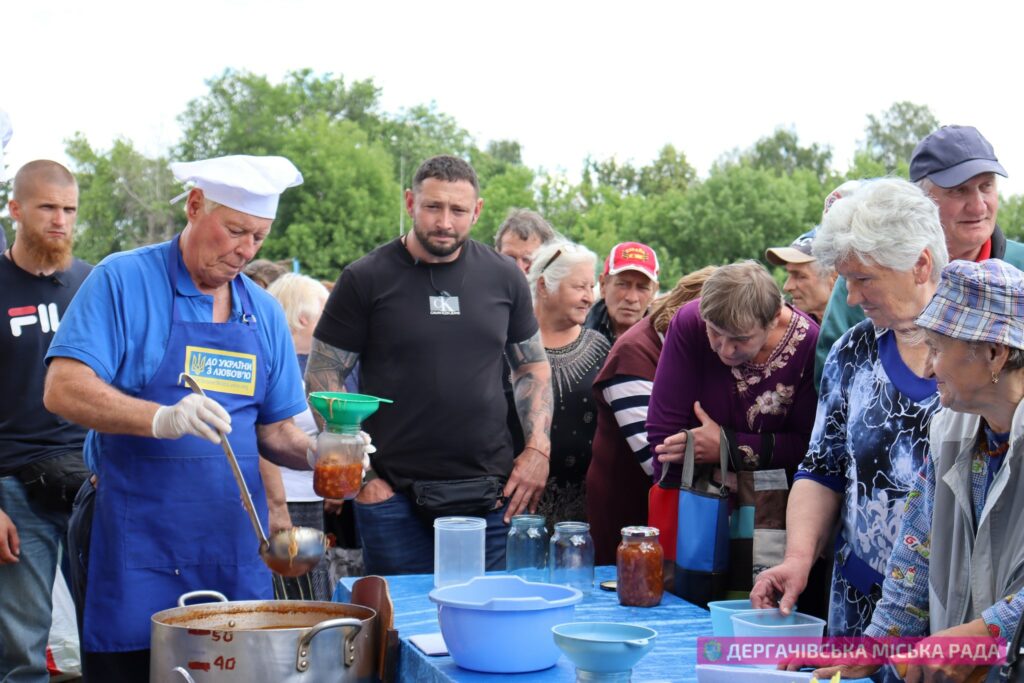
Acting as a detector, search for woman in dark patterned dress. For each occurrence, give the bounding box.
[527,240,610,524]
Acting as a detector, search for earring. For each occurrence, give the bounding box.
[991,372,1000,385]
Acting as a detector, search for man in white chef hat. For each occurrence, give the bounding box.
[44,155,315,680]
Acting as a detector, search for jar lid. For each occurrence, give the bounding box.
[621,525,659,537]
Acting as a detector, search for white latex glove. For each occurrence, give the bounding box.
[360,430,376,455]
[152,394,231,444]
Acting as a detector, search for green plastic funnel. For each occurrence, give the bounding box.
[308,392,392,431]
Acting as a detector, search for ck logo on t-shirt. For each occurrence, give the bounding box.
[429,295,461,316]
[8,303,60,337]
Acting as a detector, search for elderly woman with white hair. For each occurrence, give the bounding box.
[811,259,1024,682]
[752,178,949,649]
[527,240,610,523]
[266,273,335,600]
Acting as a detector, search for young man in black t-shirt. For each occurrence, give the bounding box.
[0,161,91,681]
[308,156,554,575]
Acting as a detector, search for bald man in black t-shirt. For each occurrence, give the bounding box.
[0,161,91,681]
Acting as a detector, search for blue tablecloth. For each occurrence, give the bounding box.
[334,567,709,682]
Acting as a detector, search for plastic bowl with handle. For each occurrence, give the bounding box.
[551,622,657,674]
[428,575,582,673]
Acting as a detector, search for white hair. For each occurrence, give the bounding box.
[267,273,328,332]
[527,240,597,303]
[813,178,948,283]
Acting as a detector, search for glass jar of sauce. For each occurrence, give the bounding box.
[312,429,364,499]
[616,526,663,607]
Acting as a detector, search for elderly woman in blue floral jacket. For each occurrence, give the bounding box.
[815,258,1024,682]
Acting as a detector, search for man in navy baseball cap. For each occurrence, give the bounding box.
[910,126,1022,265]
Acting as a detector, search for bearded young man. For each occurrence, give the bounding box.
[307,155,553,576]
[0,160,92,682]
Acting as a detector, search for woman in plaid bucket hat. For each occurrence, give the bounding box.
[814,258,1024,680]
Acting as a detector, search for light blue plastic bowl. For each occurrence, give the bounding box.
[551,622,657,674]
[729,609,825,638]
[729,609,826,669]
[707,599,754,636]
[429,575,582,673]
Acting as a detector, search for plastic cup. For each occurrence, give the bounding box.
[434,517,486,588]
[707,599,753,637]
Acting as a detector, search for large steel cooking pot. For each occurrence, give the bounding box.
[150,591,377,683]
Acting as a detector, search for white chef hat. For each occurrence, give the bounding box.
[170,155,303,219]
[0,109,12,182]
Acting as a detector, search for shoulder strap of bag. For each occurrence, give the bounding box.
[679,428,731,494]
[679,429,697,489]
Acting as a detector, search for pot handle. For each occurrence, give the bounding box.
[177,590,229,607]
[296,617,364,672]
[171,667,197,683]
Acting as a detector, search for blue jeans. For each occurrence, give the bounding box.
[0,477,69,683]
[354,491,508,575]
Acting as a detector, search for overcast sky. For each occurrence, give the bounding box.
[7,0,1024,194]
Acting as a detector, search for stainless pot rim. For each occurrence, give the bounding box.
[152,598,376,630]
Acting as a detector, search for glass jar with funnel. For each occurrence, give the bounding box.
[308,392,392,499]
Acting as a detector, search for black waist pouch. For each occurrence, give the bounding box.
[16,452,91,514]
[409,476,506,523]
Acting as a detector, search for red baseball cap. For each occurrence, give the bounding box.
[603,242,659,281]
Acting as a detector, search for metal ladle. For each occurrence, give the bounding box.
[179,373,327,578]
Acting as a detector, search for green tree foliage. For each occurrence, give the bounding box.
[862,101,940,173]
[663,165,820,277]
[266,116,399,279]
[176,69,381,160]
[638,145,696,196]
[998,194,1024,242]
[57,78,1022,292]
[473,165,537,247]
[733,127,834,185]
[65,134,179,264]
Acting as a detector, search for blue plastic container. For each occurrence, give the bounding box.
[729,609,826,669]
[729,609,825,638]
[552,622,657,674]
[428,575,582,673]
[707,599,754,636]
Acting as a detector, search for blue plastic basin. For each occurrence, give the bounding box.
[429,575,582,673]
[552,622,657,674]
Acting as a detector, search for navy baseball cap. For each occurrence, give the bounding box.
[909,125,1007,188]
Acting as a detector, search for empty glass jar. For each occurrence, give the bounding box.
[549,521,594,592]
[506,515,549,582]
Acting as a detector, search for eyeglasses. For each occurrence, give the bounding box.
[539,249,562,273]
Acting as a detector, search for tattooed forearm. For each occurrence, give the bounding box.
[512,359,553,451]
[506,331,547,371]
[305,338,360,393]
[304,339,361,431]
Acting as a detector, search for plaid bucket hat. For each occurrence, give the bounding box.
[916,259,1024,350]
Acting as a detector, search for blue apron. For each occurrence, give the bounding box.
[83,236,272,652]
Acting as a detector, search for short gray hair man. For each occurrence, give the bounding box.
[494,209,556,273]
